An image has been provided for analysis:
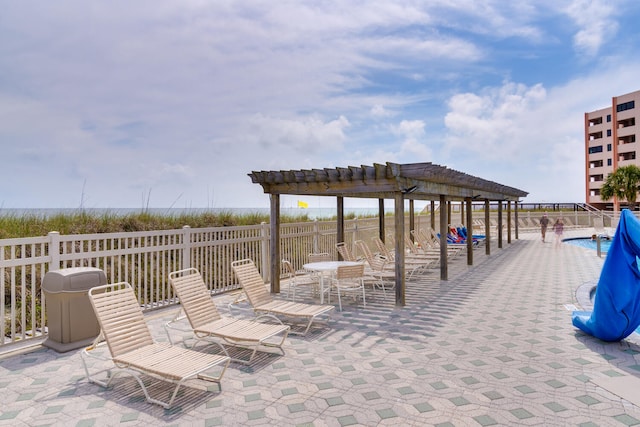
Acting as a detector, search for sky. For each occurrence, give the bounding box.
[2,0,640,210]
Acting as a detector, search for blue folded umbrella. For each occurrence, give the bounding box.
[572,209,640,341]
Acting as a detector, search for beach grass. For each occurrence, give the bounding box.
[0,210,364,239]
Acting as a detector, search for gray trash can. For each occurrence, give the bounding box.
[42,267,106,352]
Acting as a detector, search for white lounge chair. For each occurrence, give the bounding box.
[336,242,357,262]
[166,268,290,365]
[81,282,230,409]
[354,240,396,298]
[231,259,334,336]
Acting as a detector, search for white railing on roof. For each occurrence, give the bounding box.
[1,217,387,348]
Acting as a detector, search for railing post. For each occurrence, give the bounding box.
[48,231,61,271]
[260,222,269,280]
[352,217,358,247]
[182,226,191,270]
[313,219,319,253]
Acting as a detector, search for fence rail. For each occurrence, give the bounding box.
[1,210,610,348]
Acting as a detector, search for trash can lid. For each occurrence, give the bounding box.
[42,267,107,293]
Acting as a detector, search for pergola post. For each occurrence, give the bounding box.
[430,200,435,232]
[484,199,491,255]
[337,196,344,251]
[440,194,448,281]
[409,199,415,242]
[466,197,473,266]
[515,201,519,240]
[507,201,512,244]
[394,193,406,306]
[498,201,503,249]
[269,194,280,293]
[378,199,385,242]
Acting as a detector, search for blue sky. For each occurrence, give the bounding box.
[1,0,640,210]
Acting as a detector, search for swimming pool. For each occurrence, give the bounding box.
[563,236,612,253]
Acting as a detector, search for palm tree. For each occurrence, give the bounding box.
[600,165,640,210]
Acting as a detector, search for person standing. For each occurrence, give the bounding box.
[553,217,564,248]
[540,213,550,242]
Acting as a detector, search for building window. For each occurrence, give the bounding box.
[589,146,603,154]
[617,100,635,112]
[607,129,612,137]
[607,158,612,166]
[607,144,612,151]
[607,114,611,122]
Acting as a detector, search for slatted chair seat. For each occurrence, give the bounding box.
[82,282,230,409]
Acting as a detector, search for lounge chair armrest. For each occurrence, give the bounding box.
[253,313,286,325]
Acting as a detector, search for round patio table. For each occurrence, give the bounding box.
[303,261,363,304]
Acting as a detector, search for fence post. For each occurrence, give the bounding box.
[260,222,269,281]
[352,217,358,247]
[182,226,191,270]
[49,231,61,271]
[313,219,319,253]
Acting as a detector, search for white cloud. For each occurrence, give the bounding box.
[246,114,350,154]
[0,1,639,208]
[564,0,618,57]
[390,120,433,160]
[371,104,395,118]
[444,82,547,160]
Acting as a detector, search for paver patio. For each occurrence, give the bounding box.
[2,228,640,426]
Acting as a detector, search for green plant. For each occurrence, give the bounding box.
[600,165,640,210]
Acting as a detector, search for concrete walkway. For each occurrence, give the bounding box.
[3,229,640,426]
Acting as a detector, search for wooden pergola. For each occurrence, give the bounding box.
[248,162,528,306]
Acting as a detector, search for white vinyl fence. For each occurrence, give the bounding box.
[1,217,384,347]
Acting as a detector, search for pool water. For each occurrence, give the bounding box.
[563,237,612,253]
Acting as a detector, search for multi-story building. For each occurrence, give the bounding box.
[585,89,640,210]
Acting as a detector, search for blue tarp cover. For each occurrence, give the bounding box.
[572,209,640,341]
